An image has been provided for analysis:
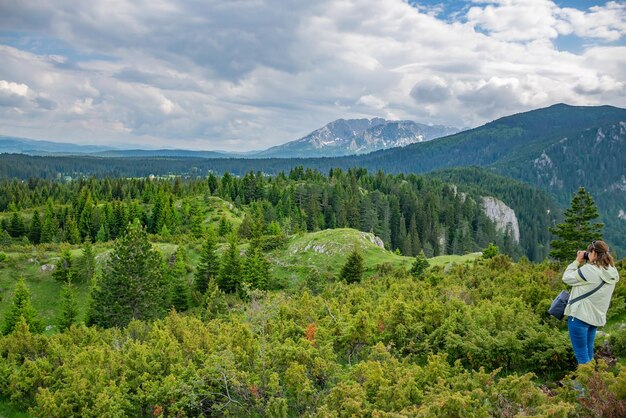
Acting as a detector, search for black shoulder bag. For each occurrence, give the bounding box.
[548,281,605,321]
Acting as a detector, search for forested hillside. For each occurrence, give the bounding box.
[428,167,561,261]
[0,169,523,260]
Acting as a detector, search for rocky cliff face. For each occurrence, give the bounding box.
[481,196,520,243]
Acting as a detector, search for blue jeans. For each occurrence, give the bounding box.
[568,316,597,364]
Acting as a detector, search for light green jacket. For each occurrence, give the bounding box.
[563,261,620,326]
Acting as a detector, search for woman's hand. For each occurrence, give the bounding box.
[576,250,586,264]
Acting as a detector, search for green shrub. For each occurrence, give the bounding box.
[609,328,626,357]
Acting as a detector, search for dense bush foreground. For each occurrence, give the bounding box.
[2,256,626,417]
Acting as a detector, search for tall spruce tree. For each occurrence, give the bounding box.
[77,238,96,284]
[219,234,242,293]
[410,250,430,279]
[195,230,220,294]
[8,210,25,238]
[59,274,79,331]
[52,246,73,283]
[169,247,190,312]
[339,248,365,284]
[242,239,272,290]
[202,278,228,321]
[87,219,167,328]
[28,210,42,244]
[549,187,603,263]
[2,278,43,334]
[64,215,81,245]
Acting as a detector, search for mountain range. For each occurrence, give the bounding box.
[0,118,459,159]
[255,118,459,158]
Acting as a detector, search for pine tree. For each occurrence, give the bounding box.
[195,230,220,294]
[78,198,95,241]
[28,210,42,244]
[339,248,365,284]
[190,203,205,238]
[0,228,11,246]
[2,278,43,334]
[409,215,421,256]
[242,239,272,290]
[64,215,81,245]
[59,274,79,331]
[40,207,58,244]
[8,211,25,238]
[169,247,190,312]
[77,238,96,284]
[218,216,232,237]
[549,187,603,263]
[237,215,253,239]
[52,246,73,283]
[219,234,242,293]
[202,278,228,321]
[482,242,499,259]
[410,250,430,279]
[87,219,167,328]
[95,224,109,243]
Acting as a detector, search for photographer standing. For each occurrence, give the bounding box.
[562,240,620,364]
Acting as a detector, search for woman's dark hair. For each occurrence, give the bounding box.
[588,240,614,268]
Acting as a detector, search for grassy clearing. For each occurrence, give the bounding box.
[268,228,480,288]
[0,228,481,327]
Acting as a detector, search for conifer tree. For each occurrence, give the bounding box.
[78,197,95,241]
[40,209,58,244]
[169,247,190,312]
[410,250,430,278]
[8,210,25,238]
[28,210,42,244]
[52,245,73,283]
[2,278,43,334]
[242,239,272,290]
[202,277,228,321]
[482,242,499,259]
[59,273,79,331]
[64,215,81,245]
[87,220,167,328]
[218,216,232,237]
[219,234,242,293]
[549,187,603,263]
[189,203,205,238]
[0,228,11,246]
[77,238,96,284]
[339,248,365,284]
[95,224,109,243]
[195,230,220,294]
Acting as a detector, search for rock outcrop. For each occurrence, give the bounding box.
[481,196,520,243]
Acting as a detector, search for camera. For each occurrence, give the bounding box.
[583,251,589,261]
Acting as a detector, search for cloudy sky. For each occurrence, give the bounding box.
[0,0,624,151]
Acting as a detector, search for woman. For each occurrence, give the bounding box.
[562,240,620,364]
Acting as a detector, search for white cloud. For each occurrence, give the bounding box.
[0,0,624,150]
[0,80,30,97]
[467,0,626,42]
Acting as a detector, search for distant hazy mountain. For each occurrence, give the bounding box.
[255,118,460,158]
[0,136,237,158]
[93,149,231,158]
[0,136,115,154]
